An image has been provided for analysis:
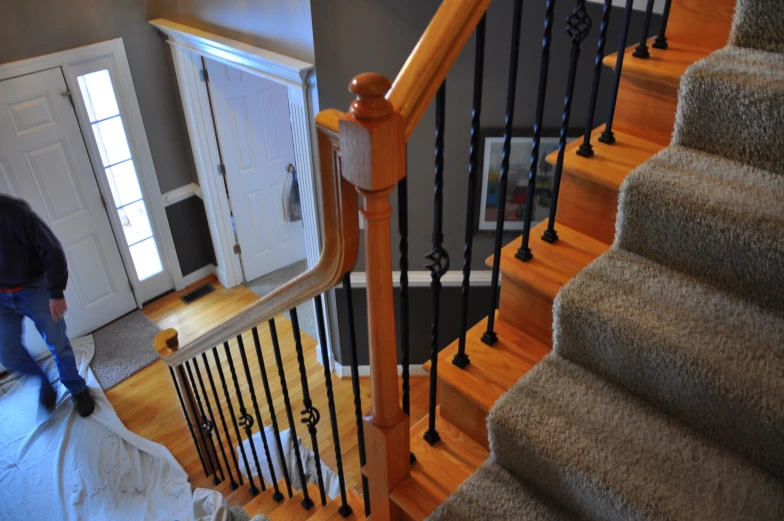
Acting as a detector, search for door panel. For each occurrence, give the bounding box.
[0,68,136,348]
[205,58,305,281]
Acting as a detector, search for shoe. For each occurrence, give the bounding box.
[39,380,56,412]
[71,388,95,417]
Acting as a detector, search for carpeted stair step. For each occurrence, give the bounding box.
[615,145,784,312]
[553,248,784,478]
[730,0,784,53]
[488,355,784,521]
[673,46,784,176]
[426,461,578,521]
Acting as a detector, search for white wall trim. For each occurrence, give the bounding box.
[163,182,203,206]
[345,270,498,289]
[181,264,217,287]
[587,0,665,13]
[334,362,429,379]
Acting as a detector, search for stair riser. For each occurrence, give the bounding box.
[667,0,737,51]
[557,174,618,245]
[498,278,554,348]
[614,76,678,146]
[440,381,490,450]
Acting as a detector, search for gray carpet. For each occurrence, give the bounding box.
[246,260,318,340]
[229,504,270,521]
[428,2,784,520]
[90,311,161,391]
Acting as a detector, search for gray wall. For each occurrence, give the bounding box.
[166,196,217,275]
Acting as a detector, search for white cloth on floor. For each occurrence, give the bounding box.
[0,336,228,521]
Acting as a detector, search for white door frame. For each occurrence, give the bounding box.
[0,39,179,307]
[150,19,338,370]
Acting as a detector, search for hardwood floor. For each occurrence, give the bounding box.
[105,276,428,508]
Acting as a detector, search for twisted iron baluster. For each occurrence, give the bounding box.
[223,341,265,494]
[543,0,593,243]
[214,345,257,494]
[633,0,656,58]
[201,353,244,487]
[397,174,411,418]
[455,14,486,369]
[289,308,328,506]
[652,0,673,49]
[578,0,613,158]
[193,356,237,489]
[341,274,371,516]
[483,0,526,346]
[169,366,208,477]
[185,361,224,485]
[265,322,313,509]
[600,0,635,144]
[314,294,353,517]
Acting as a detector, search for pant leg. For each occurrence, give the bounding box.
[18,279,86,395]
[0,293,48,382]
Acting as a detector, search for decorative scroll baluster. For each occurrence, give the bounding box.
[265,322,313,509]
[633,0,657,58]
[599,0,635,144]
[652,0,673,49]
[169,367,208,477]
[397,175,411,418]
[223,341,265,494]
[214,346,259,495]
[424,81,449,445]
[290,308,327,505]
[483,0,526,346]
[455,14,486,369]
[202,353,244,487]
[314,294,353,516]
[341,274,371,516]
[543,1,593,243]
[185,361,224,485]
[577,0,613,158]
[238,333,288,500]
[193,356,238,489]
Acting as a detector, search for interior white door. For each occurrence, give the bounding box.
[0,67,136,352]
[205,58,306,282]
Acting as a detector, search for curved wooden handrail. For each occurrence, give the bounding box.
[387,0,491,139]
[155,109,358,367]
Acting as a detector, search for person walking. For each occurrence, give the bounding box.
[0,194,95,417]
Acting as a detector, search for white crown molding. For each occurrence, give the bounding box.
[345,270,497,289]
[163,182,203,207]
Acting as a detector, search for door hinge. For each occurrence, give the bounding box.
[61,90,75,107]
[217,163,226,176]
[233,243,242,255]
[200,69,210,83]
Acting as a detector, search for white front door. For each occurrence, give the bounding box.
[0,67,136,346]
[205,58,306,282]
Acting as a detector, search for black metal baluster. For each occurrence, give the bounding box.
[633,0,656,58]
[237,327,292,502]
[599,0,635,144]
[455,14,486,369]
[170,366,208,478]
[397,175,412,422]
[290,308,328,506]
[314,294,353,517]
[483,0,526,346]
[424,81,449,445]
[202,353,244,487]
[543,1,593,243]
[237,333,287,500]
[185,361,224,485]
[516,0,554,262]
[577,0,613,158]
[341,274,371,516]
[214,345,259,495]
[193,356,238,489]
[265,322,313,509]
[223,341,265,494]
[652,0,673,49]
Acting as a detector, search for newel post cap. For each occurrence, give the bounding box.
[154,328,179,358]
[349,73,393,120]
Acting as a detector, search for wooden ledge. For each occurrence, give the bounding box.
[307,489,366,521]
[604,39,711,89]
[267,483,323,521]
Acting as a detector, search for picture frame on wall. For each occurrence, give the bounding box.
[478,135,561,231]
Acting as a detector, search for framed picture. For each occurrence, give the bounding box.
[478,135,561,231]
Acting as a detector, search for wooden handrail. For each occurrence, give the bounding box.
[154,110,359,367]
[387,0,492,139]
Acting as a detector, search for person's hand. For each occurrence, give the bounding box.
[50,298,67,322]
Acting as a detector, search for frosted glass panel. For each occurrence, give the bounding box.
[130,237,163,281]
[118,200,152,246]
[92,117,131,167]
[105,160,142,208]
[77,70,119,122]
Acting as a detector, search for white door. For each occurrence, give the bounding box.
[205,58,306,281]
[0,68,136,348]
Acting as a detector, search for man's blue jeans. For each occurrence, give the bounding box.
[0,276,86,395]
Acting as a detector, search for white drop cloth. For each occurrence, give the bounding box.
[0,336,229,521]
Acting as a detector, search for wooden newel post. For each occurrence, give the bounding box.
[340,73,409,521]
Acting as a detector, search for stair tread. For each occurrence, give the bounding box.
[490,356,784,521]
[424,314,549,413]
[243,481,288,517]
[486,221,610,298]
[604,39,711,88]
[390,408,490,521]
[546,129,663,192]
[306,489,366,521]
[267,484,323,521]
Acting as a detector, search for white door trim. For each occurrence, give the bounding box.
[0,39,179,306]
[150,19,336,370]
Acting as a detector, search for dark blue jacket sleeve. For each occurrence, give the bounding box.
[21,204,68,299]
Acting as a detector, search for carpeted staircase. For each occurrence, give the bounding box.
[427,2,784,520]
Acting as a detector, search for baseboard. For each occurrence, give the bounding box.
[181,264,216,287]
[346,270,497,289]
[163,183,203,207]
[334,361,429,378]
